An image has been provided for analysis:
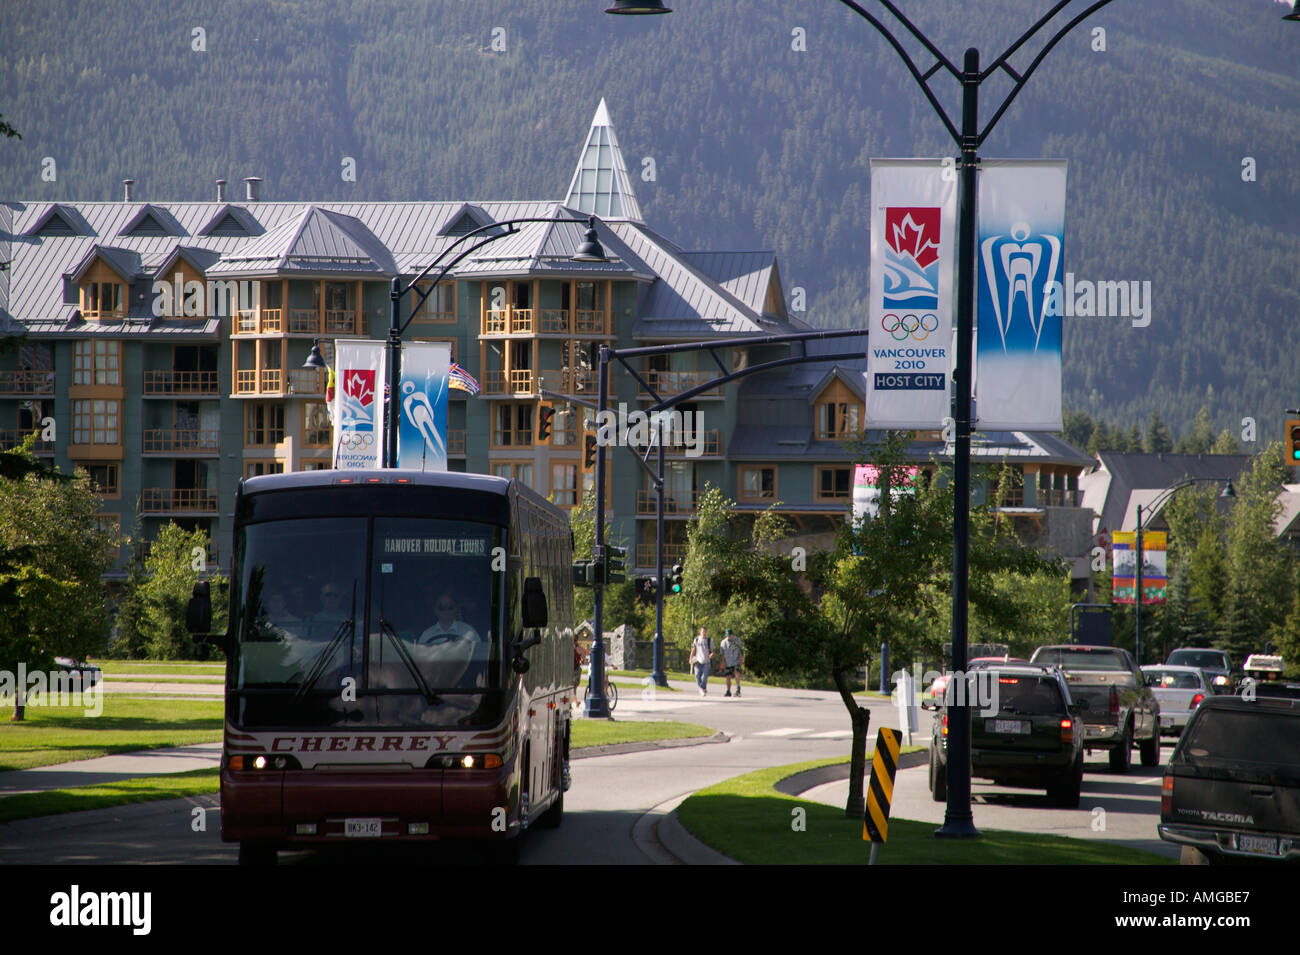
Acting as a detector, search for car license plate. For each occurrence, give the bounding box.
[1085,724,1106,737]
[344,818,382,838]
[986,719,1027,735]
[1238,834,1278,856]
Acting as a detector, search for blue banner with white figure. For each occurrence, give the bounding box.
[974,160,1066,431]
[397,341,450,470]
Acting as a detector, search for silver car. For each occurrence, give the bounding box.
[1141,665,1210,736]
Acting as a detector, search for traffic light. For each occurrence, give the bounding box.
[571,560,596,587]
[584,433,597,469]
[1287,419,1300,463]
[669,563,684,595]
[537,404,555,444]
[604,545,627,584]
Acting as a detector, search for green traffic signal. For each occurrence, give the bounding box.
[669,563,683,595]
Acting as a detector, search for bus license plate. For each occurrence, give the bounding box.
[344,818,382,838]
[1238,834,1278,856]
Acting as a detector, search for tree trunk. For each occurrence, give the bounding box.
[834,665,871,817]
[11,688,24,722]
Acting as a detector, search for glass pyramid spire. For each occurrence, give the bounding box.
[564,98,643,222]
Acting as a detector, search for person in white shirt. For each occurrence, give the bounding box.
[720,627,744,697]
[419,592,481,644]
[690,626,713,696]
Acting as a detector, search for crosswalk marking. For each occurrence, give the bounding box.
[802,730,853,739]
[753,727,814,737]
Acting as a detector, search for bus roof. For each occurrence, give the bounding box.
[242,470,512,496]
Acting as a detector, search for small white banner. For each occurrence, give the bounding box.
[865,159,958,428]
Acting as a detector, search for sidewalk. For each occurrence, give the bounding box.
[0,742,222,796]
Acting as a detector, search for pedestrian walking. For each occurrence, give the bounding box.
[690,626,713,696]
[721,627,744,697]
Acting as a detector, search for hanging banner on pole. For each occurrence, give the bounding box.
[864,159,957,428]
[333,341,386,470]
[397,341,450,470]
[1111,530,1167,605]
[974,159,1066,431]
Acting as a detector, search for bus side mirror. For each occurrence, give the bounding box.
[522,576,547,629]
[186,580,212,634]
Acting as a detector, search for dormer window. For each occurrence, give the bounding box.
[816,400,859,440]
[82,281,124,320]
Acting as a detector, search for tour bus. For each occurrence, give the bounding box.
[188,470,577,864]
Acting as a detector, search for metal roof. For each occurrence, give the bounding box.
[1088,451,1255,534]
[208,206,396,276]
[681,251,779,316]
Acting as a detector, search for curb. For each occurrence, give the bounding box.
[572,730,729,760]
[773,749,929,796]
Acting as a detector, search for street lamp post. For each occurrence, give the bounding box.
[379,215,606,467]
[1132,478,1234,665]
[605,0,1124,840]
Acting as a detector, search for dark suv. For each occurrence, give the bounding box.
[927,664,1086,807]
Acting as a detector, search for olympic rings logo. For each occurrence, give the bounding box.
[340,432,375,449]
[882,312,939,341]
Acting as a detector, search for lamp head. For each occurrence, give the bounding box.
[605,0,672,13]
[1219,481,1236,499]
[572,216,608,263]
[303,339,329,370]
[1285,2,1300,22]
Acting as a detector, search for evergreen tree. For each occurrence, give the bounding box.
[1146,412,1174,453]
[1175,407,1215,454]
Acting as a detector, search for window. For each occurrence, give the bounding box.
[492,403,534,448]
[78,462,120,496]
[73,340,121,386]
[413,282,456,323]
[245,460,285,478]
[304,403,332,448]
[816,466,853,500]
[72,399,120,445]
[245,403,285,446]
[82,281,123,318]
[739,466,777,502]
[817,401,860,440]
[302,461,331,471]
[552,405,577,447]
[492,461,535,490]
[551,463,578,507]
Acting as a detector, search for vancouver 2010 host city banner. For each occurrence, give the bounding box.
[865,159,957,428]
[974,159,1066,432]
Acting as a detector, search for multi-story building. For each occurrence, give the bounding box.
[1,99,1095,592]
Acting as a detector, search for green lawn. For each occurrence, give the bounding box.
[571,720,716,749]
[0,698,224,771]
[91,660,226,677]
[676,757,1174,865]
[0,768,220,825]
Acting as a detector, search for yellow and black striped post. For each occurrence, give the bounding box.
[863,727,900,864]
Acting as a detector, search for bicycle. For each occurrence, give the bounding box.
[582,675,618,711]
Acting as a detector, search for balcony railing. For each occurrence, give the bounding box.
[630,429,722,457]
[483,369,535,395]
[234,369,288,395]
[448,429,465,456]
[287,368,326,396]
[635,542,687,568]
[636,489,699,515]
[0,370,56,395]
[225,308,368,336]
[639,370,723,399]
[1038,488,1081,508]
[539,368,597,395]
[142,429,220,454]
[141,487,219,514]
[0,429,54,454]
[143,370,219,395]
[482,307,612,336]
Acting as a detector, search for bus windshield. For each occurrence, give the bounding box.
[230,516,505,729]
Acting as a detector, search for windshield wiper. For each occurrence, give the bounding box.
[379,617,443,705]
[294,617,354,699]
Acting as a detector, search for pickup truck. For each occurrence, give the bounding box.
[1029,645,1160,771]
[1159,695,1300,864]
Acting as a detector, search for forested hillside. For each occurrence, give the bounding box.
[2,0,1297,438]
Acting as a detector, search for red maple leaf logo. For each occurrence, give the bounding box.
[885,207,941,269]
[344,370,375,406]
